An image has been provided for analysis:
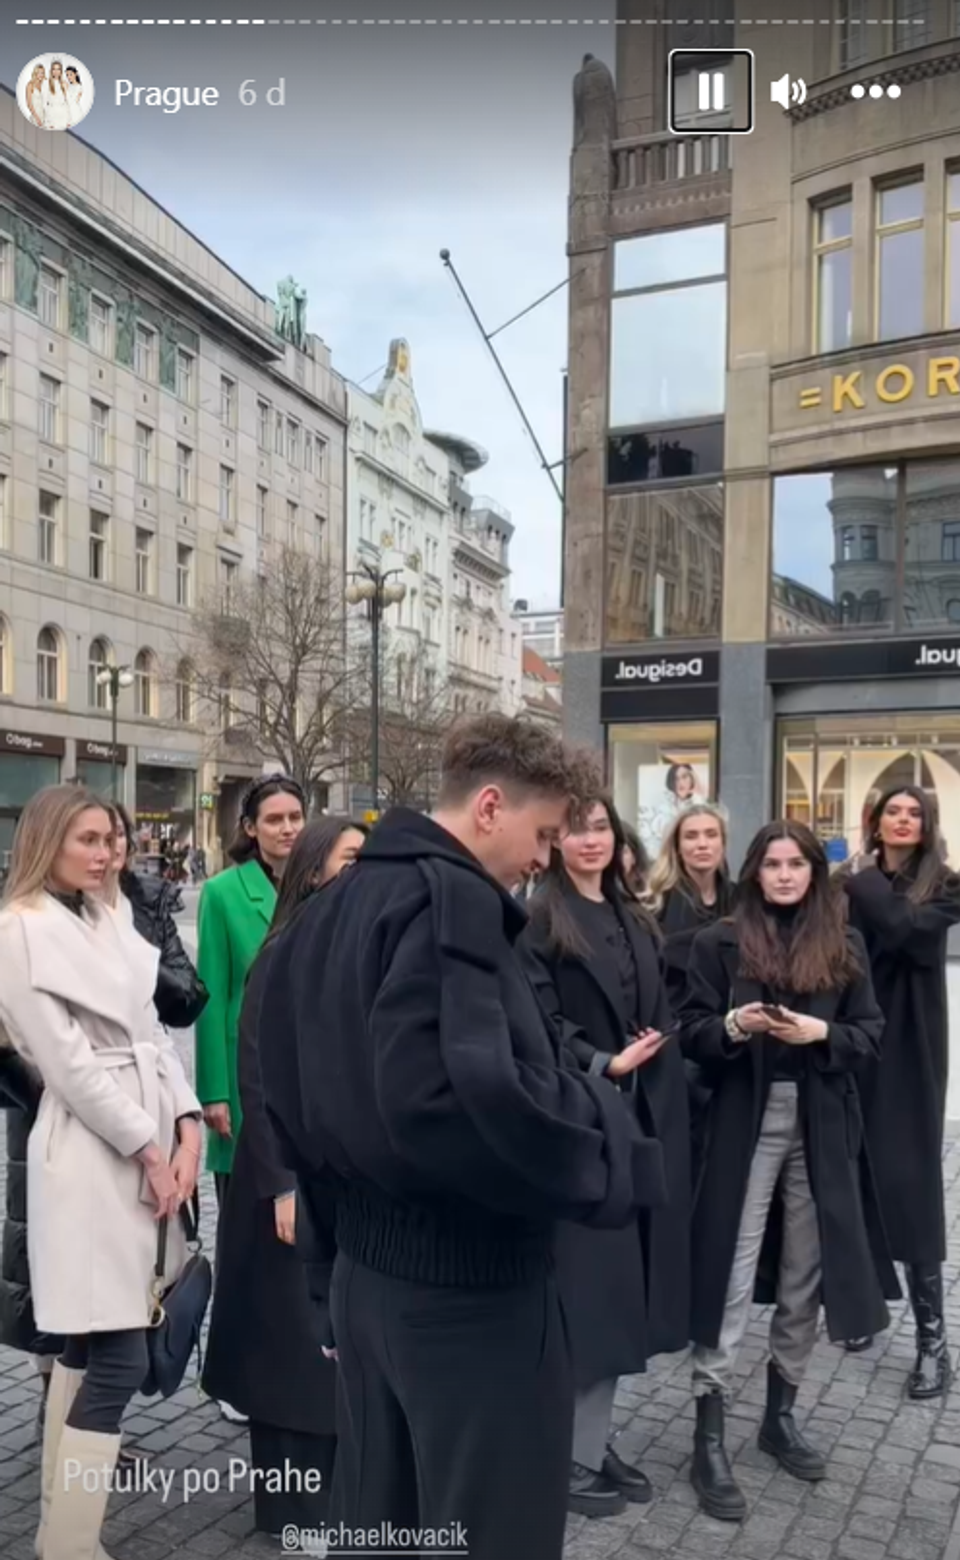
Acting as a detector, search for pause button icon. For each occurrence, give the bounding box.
[698,71,726,111]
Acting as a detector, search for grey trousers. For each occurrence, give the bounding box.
[693,1082,821,1397]
[572,1376,618,1472]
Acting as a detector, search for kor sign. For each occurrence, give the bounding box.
[602,650,720,690]
[799,356,960,414]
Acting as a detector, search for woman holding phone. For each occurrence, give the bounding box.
[525,794,688,1520]
[680,821,893,1523]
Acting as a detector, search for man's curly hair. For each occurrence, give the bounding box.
[437,713,602,810]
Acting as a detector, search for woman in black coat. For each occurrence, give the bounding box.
[647,804,733,1008]
[841,785,960,1394]
[680,821,895,1524]
[526,793,685,1522]
[202,817,366,1537]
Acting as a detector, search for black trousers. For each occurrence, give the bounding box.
[61,1330,148,1435]
[330,1255,573,1560]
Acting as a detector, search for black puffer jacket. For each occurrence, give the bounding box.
[121,871,208,1029]
[0,1049,63,1355]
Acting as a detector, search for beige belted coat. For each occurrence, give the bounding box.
[0,892,201,1334]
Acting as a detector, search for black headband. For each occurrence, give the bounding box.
[239,773,305,822]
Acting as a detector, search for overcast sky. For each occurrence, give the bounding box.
[3,0,622,608]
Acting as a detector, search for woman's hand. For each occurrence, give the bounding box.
[733,1003,778,1035]
[203,1103,232,1139]
[607,1029,665,1077]
[137,1143,180,1220]
[170,1144,199,1204]
[767,1010,829,1045]
[274,1192,296,1245]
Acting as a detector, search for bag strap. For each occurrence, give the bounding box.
[151,1188,203,1291]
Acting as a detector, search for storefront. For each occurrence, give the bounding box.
[135,748,197,848]
[769,636,960,867]
[75,739,128,800]
[0,728,64,865]
[602,648,720,859]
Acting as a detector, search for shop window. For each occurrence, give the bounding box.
[605,486,723,644]
[772,466,896,636]
[608,721,719,860]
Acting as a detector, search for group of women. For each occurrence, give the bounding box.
[522,781,960,1522]
[0,771,956,1556]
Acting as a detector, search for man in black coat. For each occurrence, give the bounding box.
[260,715,665,1560]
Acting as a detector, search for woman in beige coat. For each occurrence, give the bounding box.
[0,785,202,1560]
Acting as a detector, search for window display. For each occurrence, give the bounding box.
[609,720,719,860]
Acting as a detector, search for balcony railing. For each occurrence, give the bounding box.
[612,131,731,194]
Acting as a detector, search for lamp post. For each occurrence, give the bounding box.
[346,563,406,816]
[95,664,134,802]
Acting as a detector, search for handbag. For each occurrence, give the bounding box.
[142,1193,212,1399]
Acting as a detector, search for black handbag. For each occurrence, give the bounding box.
[142,1194,212,1399]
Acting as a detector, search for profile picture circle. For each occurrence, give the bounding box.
[17,55,94,133]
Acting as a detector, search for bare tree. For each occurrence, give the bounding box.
[349,633,456,810]
[178,548,359,794]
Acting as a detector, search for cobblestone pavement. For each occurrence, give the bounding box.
[1,923,959,1559]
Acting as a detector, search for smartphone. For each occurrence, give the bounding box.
[759,1004,789,1023]
[656,1023,681,1044]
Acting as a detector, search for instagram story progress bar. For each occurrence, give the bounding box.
[668,49,755,136]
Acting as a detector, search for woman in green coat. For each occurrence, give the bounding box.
[195,774,306,1200]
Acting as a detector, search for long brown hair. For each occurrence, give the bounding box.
[531,792,661,959]
[735,820,860,993]
[863,784,953,905]
[2,785,111,908]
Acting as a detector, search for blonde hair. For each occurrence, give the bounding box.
[2,784,111,907]
[646,802,729,915]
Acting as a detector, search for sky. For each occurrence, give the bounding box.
[2,0,621,609]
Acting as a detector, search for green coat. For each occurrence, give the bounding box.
[194,858,276,1174]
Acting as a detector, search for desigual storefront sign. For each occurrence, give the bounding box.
[0,728,65,757]
[600,650,720,721]
[767,636,960,684]
[797,355,960,414]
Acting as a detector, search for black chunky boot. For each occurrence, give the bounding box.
[906,1264,951,1400]
[691,1390,746,1522]
[758,1362,826,1480]
[568,1461,627,1518]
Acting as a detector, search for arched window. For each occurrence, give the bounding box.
[859,590,882,624]
[134,648,157,719]
[175,659,195,724]
[36,626,61,703]
[0,615,10,696]
[88,637,112,709]
[839,592,857,626]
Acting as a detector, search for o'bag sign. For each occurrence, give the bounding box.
[600,649,720,720]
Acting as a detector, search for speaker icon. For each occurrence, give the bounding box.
[770,73,807,108]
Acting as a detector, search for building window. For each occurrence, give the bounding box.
[315,436,327,481]
[0,474,6,550]
[220,375,235,425]
[948,171,960,328]
[363,423,377,457]
[134,649,157,718]
[892,0,930,51]
[876,179,924,340]
[219,673,232,734]
[839,0,867,68]
[88,637,110,708]
[0,353,7,421]
[286,419,300,465]
[257,485,268,538]
[0,238,10,300]
[0,614,9,695]
[286,500,298,548]
[176,544,193,607]
[943,521,960,562]
[176,443,193,502]
[304,432,313,473]
[89,511,108,581]
[219,465,234,524]
[257,400,270,450]
[860,525,879,561]
[135,323,155,379]
[39,375,60,444]
[605,485,724,643]
[36,627,61,703]
[219,556,239,609]
[38,491,58,565]
[135,528,154,595]
[315,513,326,558]
[89,400,109,465]
[176,349,194,402]
[135,422,153,485]
[38,266,61,329]
[275,411,284,455]
[609,223,726,436]
[813,197,853,352]
[175,660,195,723]
[90,295,112,357]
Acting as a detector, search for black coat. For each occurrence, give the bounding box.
[525,887,689,1387]
[0,1049,63,1356]
[657,883,732,1181]
[258,809,665,1298]
[121,872,209,1030]
[201,944,337,1435]
[680,920,898,1348]
[844,865,960,1264]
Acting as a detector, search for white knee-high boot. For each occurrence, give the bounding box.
[42,1425,120,1560]
[35,1363,84,1558]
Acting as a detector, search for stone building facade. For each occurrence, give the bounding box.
[0,87,346,864]
[565,3,960,866]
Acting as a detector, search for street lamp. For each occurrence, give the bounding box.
[96,664,134,801]
[346,563,406,815]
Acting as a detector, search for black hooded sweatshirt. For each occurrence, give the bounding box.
[259,808,664,1291]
